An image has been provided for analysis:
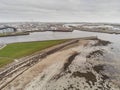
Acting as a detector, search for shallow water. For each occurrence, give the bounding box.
[0,30,120,44]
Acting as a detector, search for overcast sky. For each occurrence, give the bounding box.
[0,0,120,23]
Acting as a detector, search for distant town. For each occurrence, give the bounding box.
[0,22,120,37]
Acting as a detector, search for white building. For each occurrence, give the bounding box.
[0,27,17,34]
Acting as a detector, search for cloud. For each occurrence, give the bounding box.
[0,0,120,23]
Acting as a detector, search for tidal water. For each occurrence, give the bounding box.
[0,30,120,44]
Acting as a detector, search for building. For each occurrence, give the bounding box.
[0,26,17,34]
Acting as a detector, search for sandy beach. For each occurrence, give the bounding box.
[1,38,119,90]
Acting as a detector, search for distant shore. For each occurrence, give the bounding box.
[0,28,120,38]
[0,32,29,37]
[76,29,120,34]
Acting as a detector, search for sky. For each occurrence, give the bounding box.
[0,0,120,23]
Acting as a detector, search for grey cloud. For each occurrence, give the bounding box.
[0,0,120,23]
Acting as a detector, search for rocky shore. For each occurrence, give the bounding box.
[1,37,120,90]
[24,39,120,90]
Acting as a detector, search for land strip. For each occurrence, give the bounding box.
[0,36,97,90]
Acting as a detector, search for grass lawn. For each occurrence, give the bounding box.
[0,40,67,67]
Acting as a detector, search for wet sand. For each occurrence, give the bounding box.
[2,39,120,90]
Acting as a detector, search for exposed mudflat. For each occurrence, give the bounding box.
[2,39,120,90]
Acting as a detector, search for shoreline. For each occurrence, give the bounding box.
[76,29,120,34]
[1,37,119,90]
[0,28,120,38]
[0,36,97,90]
[0,32,29,37]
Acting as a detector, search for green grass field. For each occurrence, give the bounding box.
[0,40,67,67]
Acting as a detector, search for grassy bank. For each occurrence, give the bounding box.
[0,32,29,37]
[0,40,67,67]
